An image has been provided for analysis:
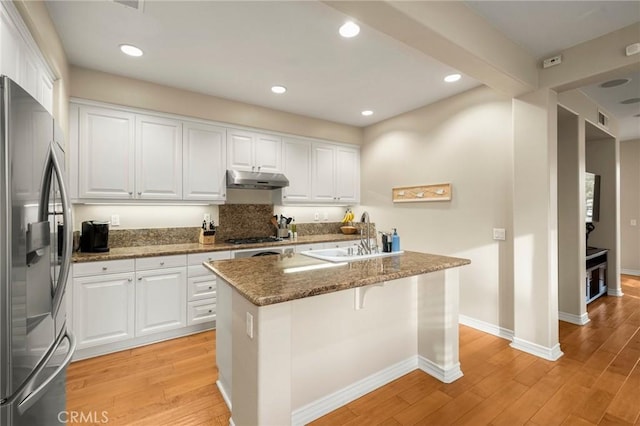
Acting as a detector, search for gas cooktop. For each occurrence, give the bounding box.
[225,236,283,245]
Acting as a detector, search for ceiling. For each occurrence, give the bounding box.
[46,1,639,138]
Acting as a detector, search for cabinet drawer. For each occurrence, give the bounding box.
[188,276,216,301]
[188,264,215,278]
[136,254,187,270]
[73,259,135,277]
[188,251,231,266]
[188,299,216,325]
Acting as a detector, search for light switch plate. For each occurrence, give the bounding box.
[111,214,120,227]
[493,228,506,241]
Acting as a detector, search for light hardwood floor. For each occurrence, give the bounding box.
[67,275,640,425]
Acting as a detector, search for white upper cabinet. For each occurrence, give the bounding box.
[227,128,282,173]
[183,122,227,201]
[135,115,183,200]
[73,102,229,202]
[311,142,360,204]
[335,146,360,204]
[0,2,54,113]
[78,106,136,199]
[281,137,312,203]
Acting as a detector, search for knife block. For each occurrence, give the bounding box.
[199,229,216,245]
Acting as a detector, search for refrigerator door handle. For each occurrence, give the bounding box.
[15,330,76,415]
[39,142,73,318]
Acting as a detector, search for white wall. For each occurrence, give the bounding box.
[620,139,640,274]
[361,86,514,331]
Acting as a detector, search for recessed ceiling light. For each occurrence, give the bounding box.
[621,98,640,104]
[339,21,360,38]
[119,44,143,57]
[444,74,461,83]
[600,78,630,88]
[271,85,287,94]
[361,110,373,116]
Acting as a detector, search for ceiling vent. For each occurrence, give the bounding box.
[112,0,144,12]
[597,110,609,129]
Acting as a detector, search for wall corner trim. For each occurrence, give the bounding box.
[510,338,564,361]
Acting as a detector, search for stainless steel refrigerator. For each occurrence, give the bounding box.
[0,76,75,425]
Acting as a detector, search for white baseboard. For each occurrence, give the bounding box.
[621,269,640,276]
[459,314,514,341]
[418,356,463,383]
[291,357,418,426]
[558,311,590,325]
[510,337,563,361]
[607,287,624,297]
[216,380,232,411]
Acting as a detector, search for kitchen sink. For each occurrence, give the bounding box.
[300,246,404,263]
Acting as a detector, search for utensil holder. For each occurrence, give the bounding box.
[199,229,216,245]
[277,229,289,238]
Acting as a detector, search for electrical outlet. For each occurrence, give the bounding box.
[314,212,320,221]
[493,228,506,241]
[110,214,120,227]
[203,213,211,223]
[246,312,254,339]
[323,212,329,221]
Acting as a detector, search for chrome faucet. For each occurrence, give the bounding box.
[359,211,377,254]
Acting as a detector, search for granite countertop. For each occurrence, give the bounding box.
[71,234,363,263]
[205,251,471,306]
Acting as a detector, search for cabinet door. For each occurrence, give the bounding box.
[79,106,135,199]
[135,267,187,336]
[227,129,254,171]
[311,143,336,202]
[136,115,183,199]
[335,146,360,203]
[73,273,135,349]
[281,138,311,202]
[254,133,282,172]
[183,122,227,201]
[0,9,21,83]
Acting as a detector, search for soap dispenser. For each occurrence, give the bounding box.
[391,228,400,252]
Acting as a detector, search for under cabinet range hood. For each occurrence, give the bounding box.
[226,169,289,190]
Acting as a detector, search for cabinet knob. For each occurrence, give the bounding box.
[128,192,133,196]
[138,277,142,281]
[251,166,255,171]
[208,286,213,290]
[138,192,142,196]
[102,267,107,271]
[283,196,287,199]
[257,166,261,171]
[160,261,165,266]
[128,278,132,282]
[208,310,213,313]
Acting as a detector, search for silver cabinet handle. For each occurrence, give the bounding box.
[160,261,165,266]
[129,192,133,196]
[137,192,142,196]
[208,286,213,290]
[257,166,261,171]
[138,277,142,281]
[102,267,107,271]
[208,309,213,313]
[127,278,132,282]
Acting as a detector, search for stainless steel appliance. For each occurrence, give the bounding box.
[226,169,289,190]
[232,246,294,259]
[0,76,76,425]
[80,220,110,252]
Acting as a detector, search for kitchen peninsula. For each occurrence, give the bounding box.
[205,251,470,426]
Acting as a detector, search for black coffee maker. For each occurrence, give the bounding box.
[81,221,110,252]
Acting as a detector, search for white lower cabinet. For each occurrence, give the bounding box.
[186,251,230,326]
[72,260,136,350]
[135,266,187,336]
[71,253,230,359]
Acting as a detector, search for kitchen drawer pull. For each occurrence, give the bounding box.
[127,278,132,282]
[102,267,107,271]
[137,192,142,196]
[138,277,142,281]
[208,310,213,313]
[160,261,165,266]
[128,192,133,196]
[208,286,213,290]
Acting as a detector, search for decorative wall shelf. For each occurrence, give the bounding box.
[392,183,452,203]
